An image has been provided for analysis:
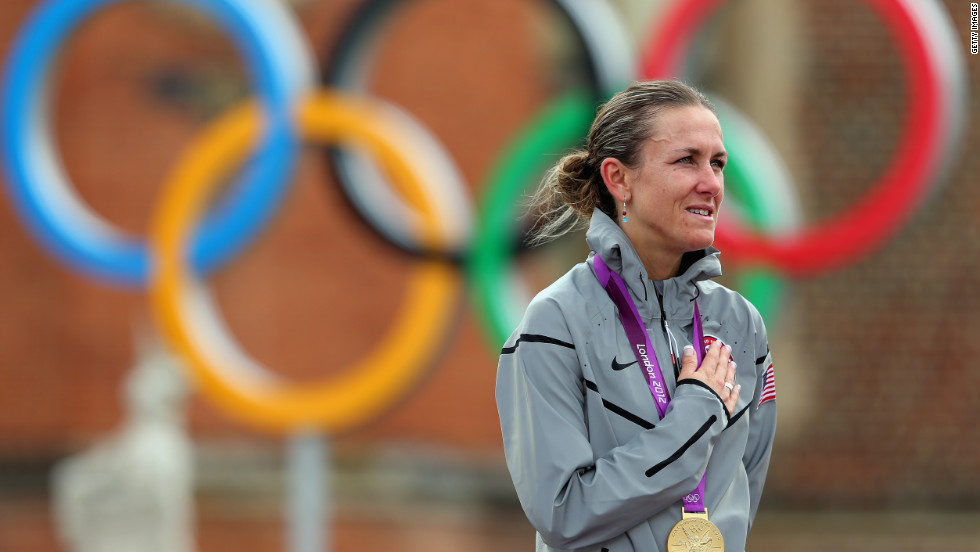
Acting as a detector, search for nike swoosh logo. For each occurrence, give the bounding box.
[611,357,638,371]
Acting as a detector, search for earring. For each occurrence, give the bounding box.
[621,201,628,223]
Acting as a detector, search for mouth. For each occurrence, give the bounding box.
[686,206,714,219]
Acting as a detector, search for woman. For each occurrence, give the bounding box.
[496,80,776,552]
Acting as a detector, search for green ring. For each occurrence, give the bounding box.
[468,91,595,347]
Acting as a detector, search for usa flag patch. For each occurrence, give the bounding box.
[758,363,776,407]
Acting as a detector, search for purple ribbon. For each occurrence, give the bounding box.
[593,254,708,515]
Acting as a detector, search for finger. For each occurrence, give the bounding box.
[700,340,723,374]
[719,343,733,368]
[726,359,737,386]
[725,384,741,415]
[708,342,729,383]
[715,344,733,381]
[679,345,697,378]
[722,361,737,397]
[722,381,735,409]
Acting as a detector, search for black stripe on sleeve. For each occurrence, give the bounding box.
[501,334,576,355]
[604,402,656,431]
[584,379,656,430]
[755,347,770,366]
[645,415,717,477]
[725,404,750,430]
[676,379,730,425]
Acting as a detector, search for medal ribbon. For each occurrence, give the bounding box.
[593,254,708,515]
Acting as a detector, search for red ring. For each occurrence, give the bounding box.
[641,0,943,276]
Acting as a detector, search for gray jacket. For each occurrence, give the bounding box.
[496,210,776,551]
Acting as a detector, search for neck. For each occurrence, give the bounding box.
[639,249,682,281]
[622,225,683,281]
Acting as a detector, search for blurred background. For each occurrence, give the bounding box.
[0,0,977,550]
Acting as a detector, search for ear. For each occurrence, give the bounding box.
[600,157,630,203]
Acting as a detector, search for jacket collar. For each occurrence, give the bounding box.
[586,209,722,319]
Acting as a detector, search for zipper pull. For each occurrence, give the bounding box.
[656,292,681,375]
[662,318,678,373]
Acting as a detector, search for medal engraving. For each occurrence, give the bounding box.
[666,516,724,551]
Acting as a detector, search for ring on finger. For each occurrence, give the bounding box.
[724,382,735,392]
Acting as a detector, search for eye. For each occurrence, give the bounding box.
[676,156,694,164]
[711,159,726,170]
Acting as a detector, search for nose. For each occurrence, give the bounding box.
[695,164,724,198]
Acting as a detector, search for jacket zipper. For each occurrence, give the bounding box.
[655,287,682,378]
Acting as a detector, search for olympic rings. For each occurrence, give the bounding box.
[322,0,634,260]
[150,91,460,433]
[641,0,968,276]
[0,0,314,286]
[2,0,968,433]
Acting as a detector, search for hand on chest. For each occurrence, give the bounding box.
[586,312,755,430]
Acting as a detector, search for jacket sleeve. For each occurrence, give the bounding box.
[496,297,729,550]
[741,308,777,531]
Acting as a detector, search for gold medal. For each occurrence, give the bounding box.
[666,509,724,551]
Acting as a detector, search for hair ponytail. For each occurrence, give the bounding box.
[524,150,616,246]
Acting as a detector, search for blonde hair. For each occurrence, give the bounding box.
[525,80,715,245]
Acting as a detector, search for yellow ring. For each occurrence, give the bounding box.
[149,91,459,433]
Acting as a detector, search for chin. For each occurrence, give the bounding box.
[685,233,716,252]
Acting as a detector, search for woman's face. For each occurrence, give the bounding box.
[621,105,726,258]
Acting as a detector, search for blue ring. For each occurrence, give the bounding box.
[0,0,314,286]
